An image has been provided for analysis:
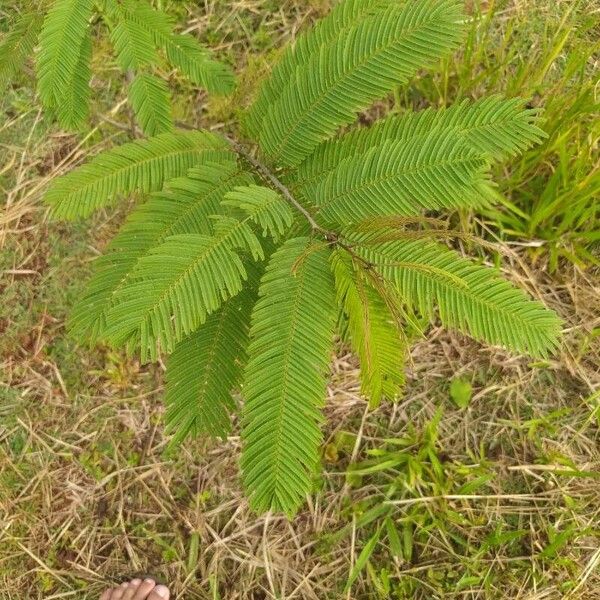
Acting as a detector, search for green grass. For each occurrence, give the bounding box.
[323,394,599,597]
[395,0,599,272]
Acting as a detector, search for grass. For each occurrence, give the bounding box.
[1,0,599,598]
[404,0,600,273]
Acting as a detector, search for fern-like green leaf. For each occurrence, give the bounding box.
[315,129,490,226]
[36,0,563,518]
[211,214,265,261]
[37,0,94,127]
[57,32,92,130]
[129,72,173,136]
[258,0,464,166]
[352,234,562,357]
[242,237,336,515]
[295,96,547,193]
[222,185,294,241]
[104,201,273,361]
[244,0,394,138]
[109,7,158,70]
[104,232,248,361]
[165,283,257,445]
[68,161,250,343]
[45,129,232,219]
[117,0,235,94]
[0,12,42,92]
[163,33,235,95]
[331,250,406,407]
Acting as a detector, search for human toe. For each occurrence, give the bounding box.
[132,578,158,600]
[121,579,143,600]
[147,584,170,600]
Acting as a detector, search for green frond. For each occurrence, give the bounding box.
[129,72,173,136]
[241,237,336,515]
[222,185,294,241]
[109,7,158,70]
[352,234,562,357]
[211,215,264,261]
[331,250,406,408]
[162,33,235,95]
[117,0,235,94]
[244,0,394,138]
[56,32,92,130]
[258,0,464,166]
[104,232,247,361]
[37,0,94,127]
[111,0,173,36]
[0,12,42,92]
[103,203,269,362]
[33,0,565,518]
[348,216,498,251]
[68,160,250,344]
[296,96,547,192]
[165,284,258,445]
[353,215,449,231]
[45,129,232,219]
[315,129,490,226]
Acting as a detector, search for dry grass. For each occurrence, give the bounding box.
[1,1,599,598]
[1,252,598,598]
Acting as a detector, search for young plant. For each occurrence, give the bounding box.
[0,0,233,132]
[43,0,561,516]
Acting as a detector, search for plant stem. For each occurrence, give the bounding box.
[176,120,332,236]
[176,121,373,266]
[228,139,380,270]
[227,139,326,234]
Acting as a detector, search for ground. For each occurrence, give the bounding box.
[0,0,599,598]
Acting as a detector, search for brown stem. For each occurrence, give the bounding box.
[175,120,333,235]
[228,140,381,272]
[175,121,374,267]
[227,139,327,233]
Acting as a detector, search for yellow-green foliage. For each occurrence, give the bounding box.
[1,0,234,132]
[43,0,562,516]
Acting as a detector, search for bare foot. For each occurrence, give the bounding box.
[100,578,170,600]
